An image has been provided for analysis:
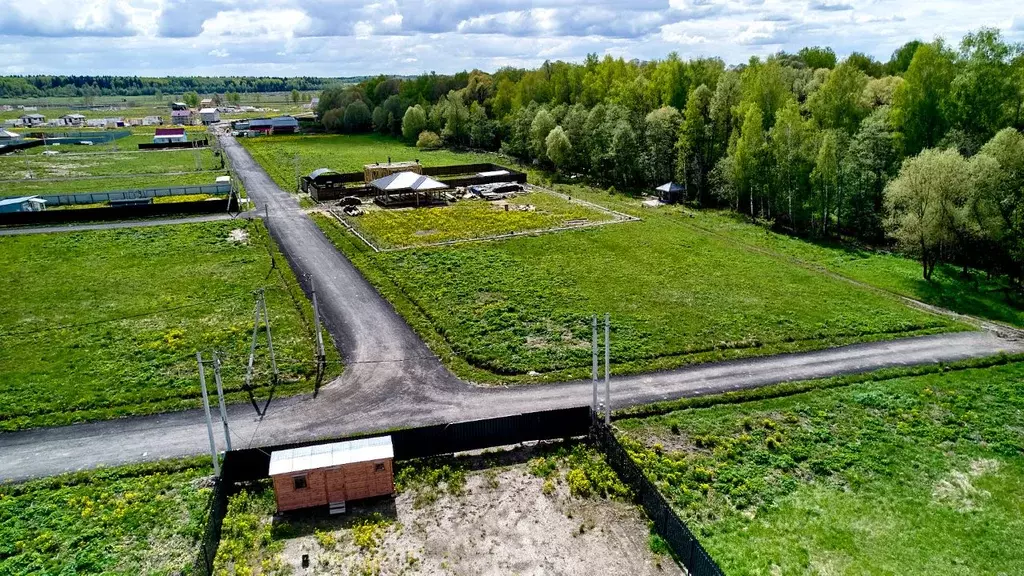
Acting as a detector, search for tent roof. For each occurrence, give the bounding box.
[0,129,21,139]
[655,181,686,193]
[371,171,448,192]
[0,196,44,207]
[269,436,394,475]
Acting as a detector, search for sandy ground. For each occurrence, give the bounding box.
[273,464,681,576]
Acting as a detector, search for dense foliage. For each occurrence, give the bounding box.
[0,459,213,575]
[616,360,1024,575]
[319,28,1024,288]
[0,75,356,98]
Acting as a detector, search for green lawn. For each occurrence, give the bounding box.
[0,171,226,197]
[314,204,957,383]
[615,359,1024,576]
[0,458,213,575]
[0,148,221,179]
[690,210,1024,328]
[0,220,337,431]
[345,189,618,249]
[239,132,519,192]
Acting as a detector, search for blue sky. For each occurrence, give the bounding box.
[1,0,1022,76]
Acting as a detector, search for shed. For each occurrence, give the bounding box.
[61,114,86,126]
[0,196,46,213]
[171,110,193,125]
[153,127,188,144]
[269,436,395,513]
[249,118,274,134]
[171,102,189,110]
[199,108,220,124]
[270,116,299,134]
[20,114,46,127]
[0,129,22,142]
[655,181,686,204]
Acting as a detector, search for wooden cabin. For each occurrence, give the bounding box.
[269,436,395,514]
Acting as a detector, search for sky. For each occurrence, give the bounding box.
[1,0,1023,77]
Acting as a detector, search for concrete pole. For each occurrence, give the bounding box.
[310,275,325,363]
[260,289,278,379]
[197,352,221,477]
[604,313,611,425]
[212,351,232,452]
[591,315,598,417]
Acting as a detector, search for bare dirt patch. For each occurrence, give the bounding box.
[274,465,678,575]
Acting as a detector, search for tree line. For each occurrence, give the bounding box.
[317,29,1024,288]
[0,75,360,98]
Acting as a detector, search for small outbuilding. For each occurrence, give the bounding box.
[655,181,686,204]
[0,196,47,213]
[270,115,299,134]
[20,113,46,127]
[153,127,188,144]
[269,436,395,514]
[0,129,22,143]
[371,171,448,207]
[199,108,220,124]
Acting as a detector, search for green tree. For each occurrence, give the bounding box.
[291,89,300,104]
[732,104,768,217]
[710,71,741,159]
[949,28,1017,141]
[842,107,899,239]
[321,108,345,132]
[401,105,428,142]
[545,126,572,170]
[808,61,869,134]
[643,106,681,186]
[530,108,557,162]
[416,130,442,149]
[678,85,716,205]
[608,119,641,186]
[468,102,496,149]
[372,106,388,133]
[799,46,838,69]
[886,40,924,75]
[970,128,1024,283]
[440,91,470,145]
[183,91,200,108]
[740,59,794,131]
[891,41,956,155]
[884,148,969,280]
[769,100,816,229]
[343,100,372,132]
[811,130,844,235]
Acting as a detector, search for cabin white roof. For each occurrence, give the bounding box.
[476,170,510,178]
[0,196,45,207]
[370,171,447,191]
[199,108,218,114]
[269,436,394,476]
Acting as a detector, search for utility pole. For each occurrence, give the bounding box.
[294,153,301,192]
[604,313,611,425]
[212,351,232,451]
[591,314,598,417]
[310,275,326,372]
[196,352,221,476]
[260,289,278,381]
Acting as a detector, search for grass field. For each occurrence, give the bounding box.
[615,359,1024,575]
[239,133,517,191]
[0,148,221,180]
[0,458,213,575]
[342,189,620,250]
[314,206,957,383]
[0,219,337,431]
[0,172,227,197]
[687,210,1024,328]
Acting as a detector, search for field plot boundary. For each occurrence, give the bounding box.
[329,185,640,253]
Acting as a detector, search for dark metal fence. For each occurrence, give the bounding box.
[0,196,238,226]
[138,139,210,150]
[591,420,726,576]
[192,477,230,576]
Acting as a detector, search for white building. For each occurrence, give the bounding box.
[199,108,220,124]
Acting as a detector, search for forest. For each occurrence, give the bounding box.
[315,30,1024,289]
[0,75,359,98]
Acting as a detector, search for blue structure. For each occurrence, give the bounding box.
[0,196,46,213]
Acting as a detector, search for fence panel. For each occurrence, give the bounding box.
[591,421,726,576]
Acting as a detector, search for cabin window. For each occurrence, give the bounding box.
[375,463,386,472]
[293,475,308,490]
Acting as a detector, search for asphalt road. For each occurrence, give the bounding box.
[1,132,1021,482]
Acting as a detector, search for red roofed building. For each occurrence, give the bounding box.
[154,127,188,144]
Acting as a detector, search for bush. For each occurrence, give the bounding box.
[416,130,442,149]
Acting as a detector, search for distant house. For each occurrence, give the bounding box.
[3,119,23,128]
[0,196,47,213]
[61,114,86,127]
[200,98,213,108]
[20,113,46,127]
[171,110,193,125]
[199,108,220,124]
[153,127,188,144]
[142,115,164,126]
[171,102,189,111]
[271,116,299,134]
[305,96,319,110]
[86,118,108,128]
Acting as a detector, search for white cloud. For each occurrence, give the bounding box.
[1,0,1023,75]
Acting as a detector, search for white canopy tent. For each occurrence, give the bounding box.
[370,171,449,207]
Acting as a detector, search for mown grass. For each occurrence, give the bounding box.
[314,209,958,383]
[0,171,226,197]
[0,148,221,179]
[0,458,214,575]
[616,361,1024,575]
[346,190,616,249]
[0,219,338,431]
[239,132,518,191]
[690,210,1024,328]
